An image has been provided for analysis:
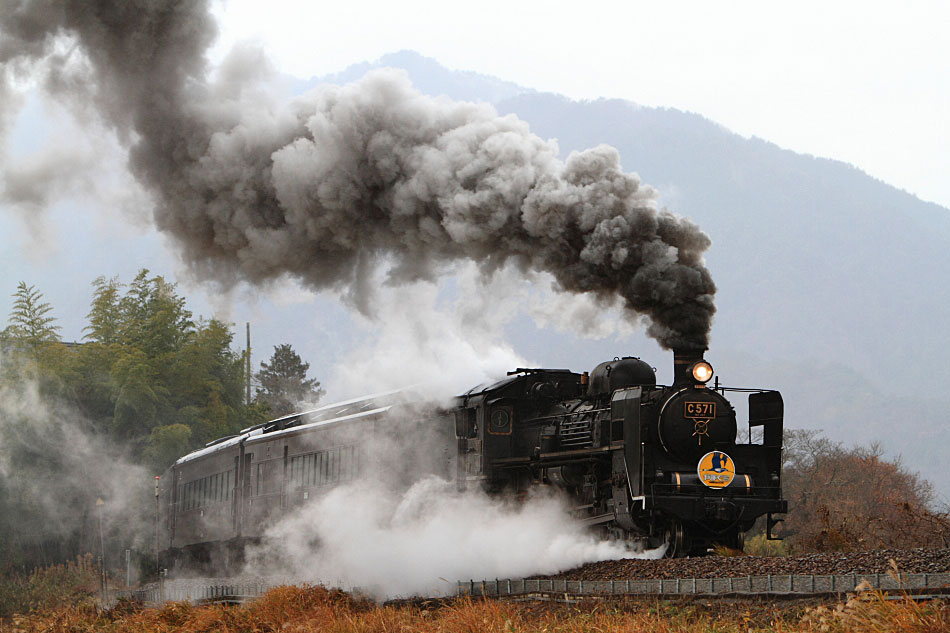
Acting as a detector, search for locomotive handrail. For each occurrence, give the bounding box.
[521,407,611,425]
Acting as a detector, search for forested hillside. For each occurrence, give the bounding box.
[0,272,305,572]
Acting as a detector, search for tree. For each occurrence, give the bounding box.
[143,424,193,472]
[118,270,193,356]
[3,282,60,351]
[84,276,123,345]
[779,429,948,552]
[255,344,324,417]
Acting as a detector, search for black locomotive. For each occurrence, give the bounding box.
[158,348,785,567]
[456,348,786,556]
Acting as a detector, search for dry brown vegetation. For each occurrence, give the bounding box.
[0,555,99,619]
[780,430,950,553]
[2,584,948,633]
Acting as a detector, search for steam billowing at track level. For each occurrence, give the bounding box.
[0,0,715,350]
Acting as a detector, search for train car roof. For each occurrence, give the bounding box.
[175,388,408,466]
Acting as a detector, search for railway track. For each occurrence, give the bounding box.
[122,548,950,606]
[456,572,950,600]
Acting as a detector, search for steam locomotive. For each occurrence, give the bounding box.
[456,348,786,556]
[157,348,786,568]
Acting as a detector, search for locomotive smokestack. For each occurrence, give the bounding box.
[672,347,708,386]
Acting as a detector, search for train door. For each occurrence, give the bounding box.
[232,456,240,532]
[281,445,289,510]
[238,452,253,535]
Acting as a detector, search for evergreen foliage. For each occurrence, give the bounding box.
[0,271,301,573]
[255,343,325,416]
[2,282,61,352]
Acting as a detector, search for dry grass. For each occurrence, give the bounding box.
[1,584,947,632]
[0,555,99,618]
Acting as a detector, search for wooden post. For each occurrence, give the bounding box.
[246,323,251,406]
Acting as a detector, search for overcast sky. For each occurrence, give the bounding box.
[1,0,948,395]
[211,0,950,210]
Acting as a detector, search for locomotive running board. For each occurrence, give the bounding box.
[491,445,620,468]
[577,512,615,526]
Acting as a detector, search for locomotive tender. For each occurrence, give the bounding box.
[158,348,786,567]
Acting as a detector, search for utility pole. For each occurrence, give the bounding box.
[96,497,105,602]
[246,322,251,406]
[154,476,160,574]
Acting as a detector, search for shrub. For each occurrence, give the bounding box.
[0,554,99,617]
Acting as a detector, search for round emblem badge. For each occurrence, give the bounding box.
[697,451,735,488]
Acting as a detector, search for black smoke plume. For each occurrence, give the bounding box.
[0,0,715,349]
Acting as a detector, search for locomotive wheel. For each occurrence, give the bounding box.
[663,521,686,558]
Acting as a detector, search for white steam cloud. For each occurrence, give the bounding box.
[323,264,526,402]
[0,357,151,565]
[247,476,661,599]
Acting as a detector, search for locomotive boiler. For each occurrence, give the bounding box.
[455,348,786,556]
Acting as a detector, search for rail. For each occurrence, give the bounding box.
[455,572,950,598]
[119,580,270,606]
[115,571,950,607]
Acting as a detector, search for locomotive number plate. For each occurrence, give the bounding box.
[684,401,716,419]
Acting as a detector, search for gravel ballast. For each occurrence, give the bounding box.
[535,548,950,581]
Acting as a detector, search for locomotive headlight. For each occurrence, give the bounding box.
[691,361,714,383]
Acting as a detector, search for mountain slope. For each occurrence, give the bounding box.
[310,54,950,497]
